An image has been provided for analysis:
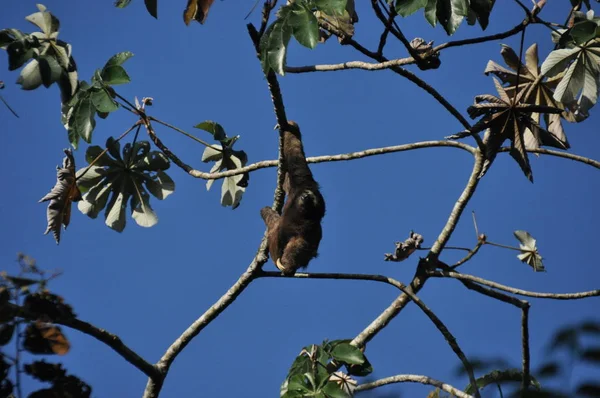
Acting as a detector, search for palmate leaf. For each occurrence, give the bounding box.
[485,44,570,151]
[77,138,174,232]
[39,149,82,244]
[514,230,544,272]
[196,121,249,209]
[457,78,563,181]
[541,38,600,121]
[261,0,347,75]
[61,52,132,148]
[0,5,79,106]
[396,0,493,35]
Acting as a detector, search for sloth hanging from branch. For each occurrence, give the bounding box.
[261,121,326,276]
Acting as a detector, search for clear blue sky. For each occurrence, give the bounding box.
[1,1,599,397]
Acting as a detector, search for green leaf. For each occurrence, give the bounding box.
[202,145,223,162]
[144,0,158,18]
[469,0,494,30]
[195,121,227,141]
[436,0,470,35]
[464,369,541,394]
[345,357,373,377]
[5,35,39,71]
[570,20,598,45]
[265,20,293,75]
[130,181,158,228]
[314,0,347,16]
[321,381,351,398]
[330,343,365,365]
[221,174,246,209]
[90,88,119,113]
[102,51,134,69]
[101,65,130,85]
[288,3,319,49]
[395,0,428,17]
[145,170,175,200]
[78,180,113,219]
[105,186,129,232]
[424,0,438,27]
[72,97,96,143]
[114,0,133,7]
[25,4,60,37]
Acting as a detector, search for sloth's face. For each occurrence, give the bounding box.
[297,190,325,219]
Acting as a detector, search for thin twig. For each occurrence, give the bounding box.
[0,94,19,118]
[428,270,600,300]
[76,122,140,181]
[355,374,474,398]
[500,147,600,170]
[148,116,215,149]
[451,239,484,269]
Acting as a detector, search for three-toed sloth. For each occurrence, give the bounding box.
[260,121,325,276]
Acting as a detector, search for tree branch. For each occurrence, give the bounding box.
[428,270,600,300]
[355,374,474,398]
[428,153,484,257]
[142,21,293,398]
[259,271,481,397]
[285,57,414,73]
[9,303,158,379]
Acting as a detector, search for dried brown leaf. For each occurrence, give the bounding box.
[39,149,82,244]
[183,0,215,25]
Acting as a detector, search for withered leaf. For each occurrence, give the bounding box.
[39,149,82,244]
[183,0,215,25]
[23,321,70,355]
[451,78,563,181]
[24,291,76,320]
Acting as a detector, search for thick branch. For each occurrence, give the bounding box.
[355,374,474,398]
[142,21,292,398]
[428,270,600,300]
[10,303,158,379]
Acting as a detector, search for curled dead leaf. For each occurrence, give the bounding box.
[39,149,82,244]
[183,0,215,25]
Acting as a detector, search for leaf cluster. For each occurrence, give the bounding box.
[0,5,78,104]
[395,0,495,35]
[62,51,133,149]
[0,254,91,398]
[281,339,372,398]
[451,320,600,398]
[197,121,249,209]
[260,0,351,75]
[77,137,175,232]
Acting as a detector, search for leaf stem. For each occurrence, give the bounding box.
[485,241,523,252]
[147,116,216,149]
[75,122,139,181]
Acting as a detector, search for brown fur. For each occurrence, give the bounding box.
[260,121,325,276]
